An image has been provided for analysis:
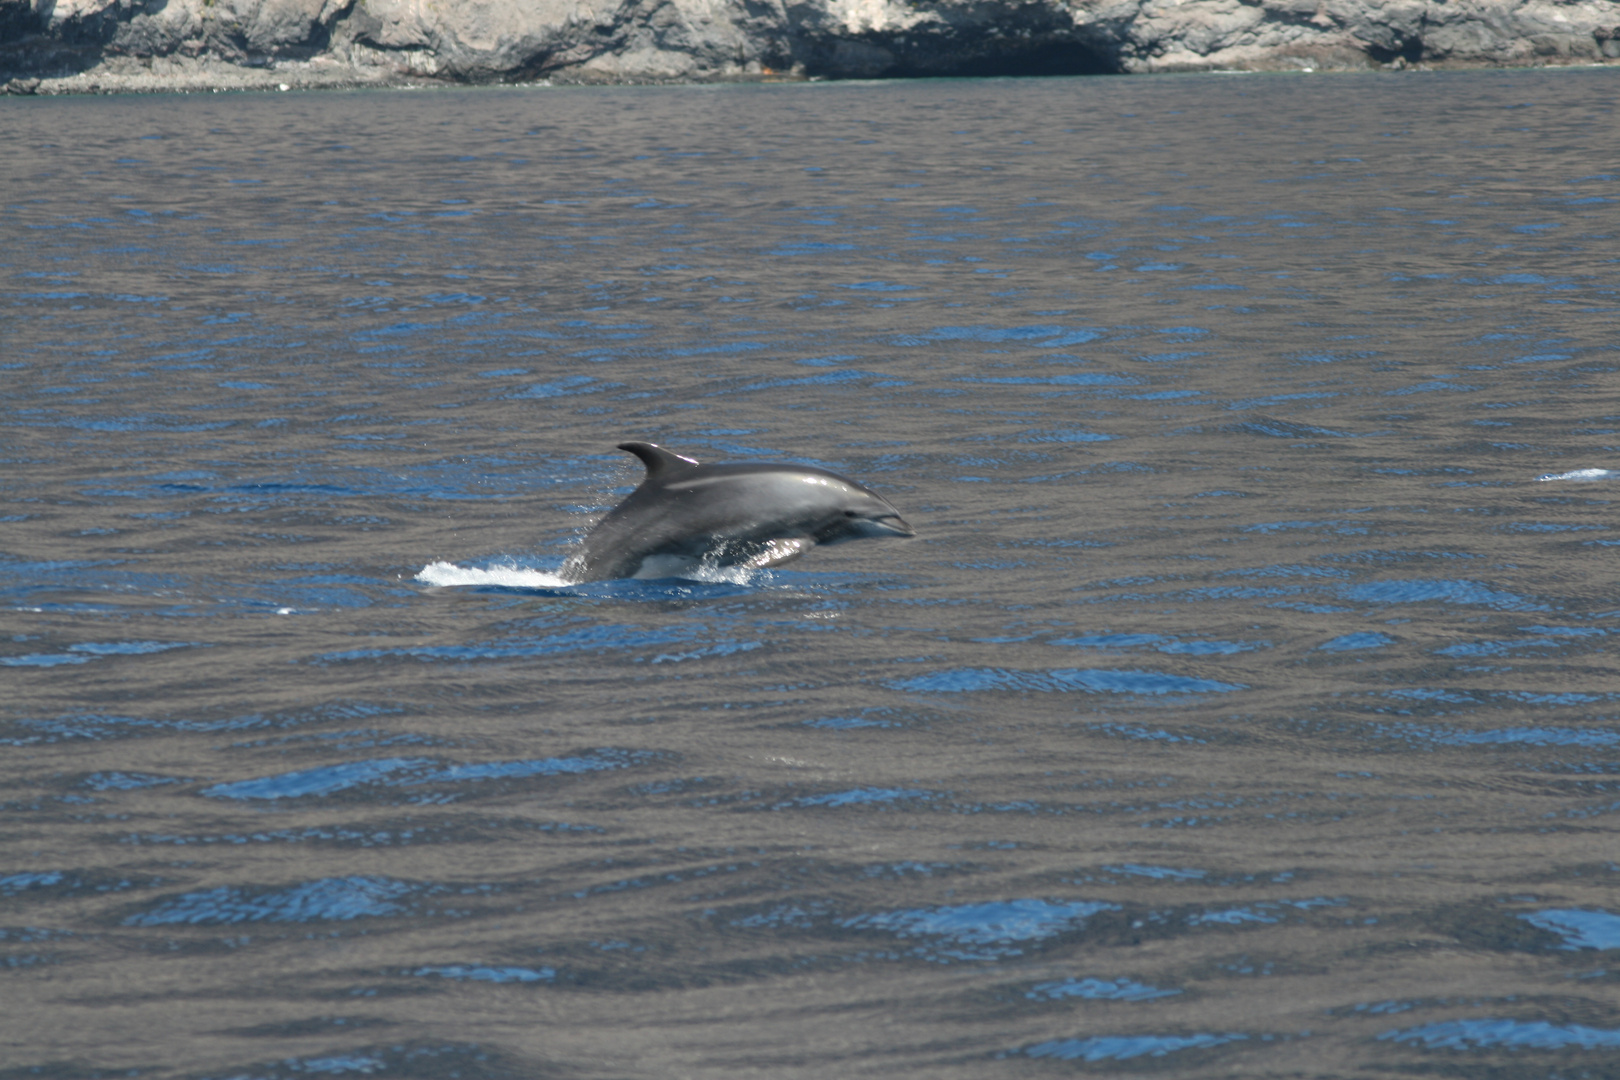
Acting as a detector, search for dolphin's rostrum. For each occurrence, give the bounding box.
[565,442,915,582]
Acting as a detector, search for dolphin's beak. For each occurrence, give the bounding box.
[872,514,915,538]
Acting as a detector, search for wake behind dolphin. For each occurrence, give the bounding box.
[1537,468,1617,482]
[416,561,572,589]
[564,441,914,582]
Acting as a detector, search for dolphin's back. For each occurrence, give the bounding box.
[567,441,911,582]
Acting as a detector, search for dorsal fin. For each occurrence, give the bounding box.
[618,441,700,479]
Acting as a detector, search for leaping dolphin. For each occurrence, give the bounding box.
[565,442,915,582]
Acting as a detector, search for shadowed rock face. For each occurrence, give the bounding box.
[2,0,1618,89]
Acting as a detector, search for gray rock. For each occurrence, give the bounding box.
[2,0,1617,88]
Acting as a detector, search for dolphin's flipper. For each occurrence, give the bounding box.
[618,441,700,478]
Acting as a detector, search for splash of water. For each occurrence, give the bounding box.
[414,559,766,589]
[1537,468,1616,482]
[415,561,572,589]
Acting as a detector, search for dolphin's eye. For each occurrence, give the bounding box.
[844,510,859,518]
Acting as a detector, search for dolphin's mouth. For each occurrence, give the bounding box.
[867,515,915,538]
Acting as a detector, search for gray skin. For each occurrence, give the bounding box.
[565,442,915,582]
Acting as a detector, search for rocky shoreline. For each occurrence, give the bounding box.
[4,0,1619,94]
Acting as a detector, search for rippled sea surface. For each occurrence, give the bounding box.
[5,68,1620,1078]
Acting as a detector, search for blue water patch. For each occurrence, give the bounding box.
[134,815,601,847]
[780,787,937,808]
[1232,418,1357,439]
[1503,521,1604,533]
[317,624,761,664]
[1291,350,1376,364]
[1387,724,1620,748]
[716,369,903,395]
[1384,380,1480,396]
[1050,633,1165,650]
[425,754,652,784]
[1434,637,1558,657]
[506,375,616,399]
[1088,722,1205,744]
[1520,908,1620,950]
[838,899,1117,958]
[957,373,1136,387]
[2,652,93,668]
[659,341,769,359]
[1244,520,1369,535]
[13,412,235,433]
[1379,1018,1620,1050]
[894,325,1103,347]
[888,667,1245,695]
[0,871,66,895]
[769,242,857,255]
[82,771,185,791]
[804,713,898,730]
[1339,579,1544,611]
[125,876,418,925]
[1318,632,1394,651]
[1020,1033,1246,1061]
[203,750,650,800]
[1,700,402,746]
[1,640,199,667]
[204,1053,388,1077]
[1348,999,1422,1016]
[202,758,432,799]
[1189,906,1282,926]
[1220,563,1349,581]
[1051,633,1268,656]
[412,964,555,983]
[1013,429,1116,443]
[1104,864,1206,881]
[794,354,860,367]
[1026,977,1181,1002]
[80,473,369,502]
[1188,898,1345,927]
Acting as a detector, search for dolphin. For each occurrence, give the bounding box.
[565,442,915,582]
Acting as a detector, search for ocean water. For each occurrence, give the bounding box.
[3,68,1620,1078]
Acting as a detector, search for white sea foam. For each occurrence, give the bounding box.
[415,561,572,589]
[415,558,767,589]
[1537,468,1618,482]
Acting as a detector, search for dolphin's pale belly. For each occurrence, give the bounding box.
[628,536,814,579]
[630,553,704,579]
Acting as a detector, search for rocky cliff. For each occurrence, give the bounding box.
[3,0,1618,91]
